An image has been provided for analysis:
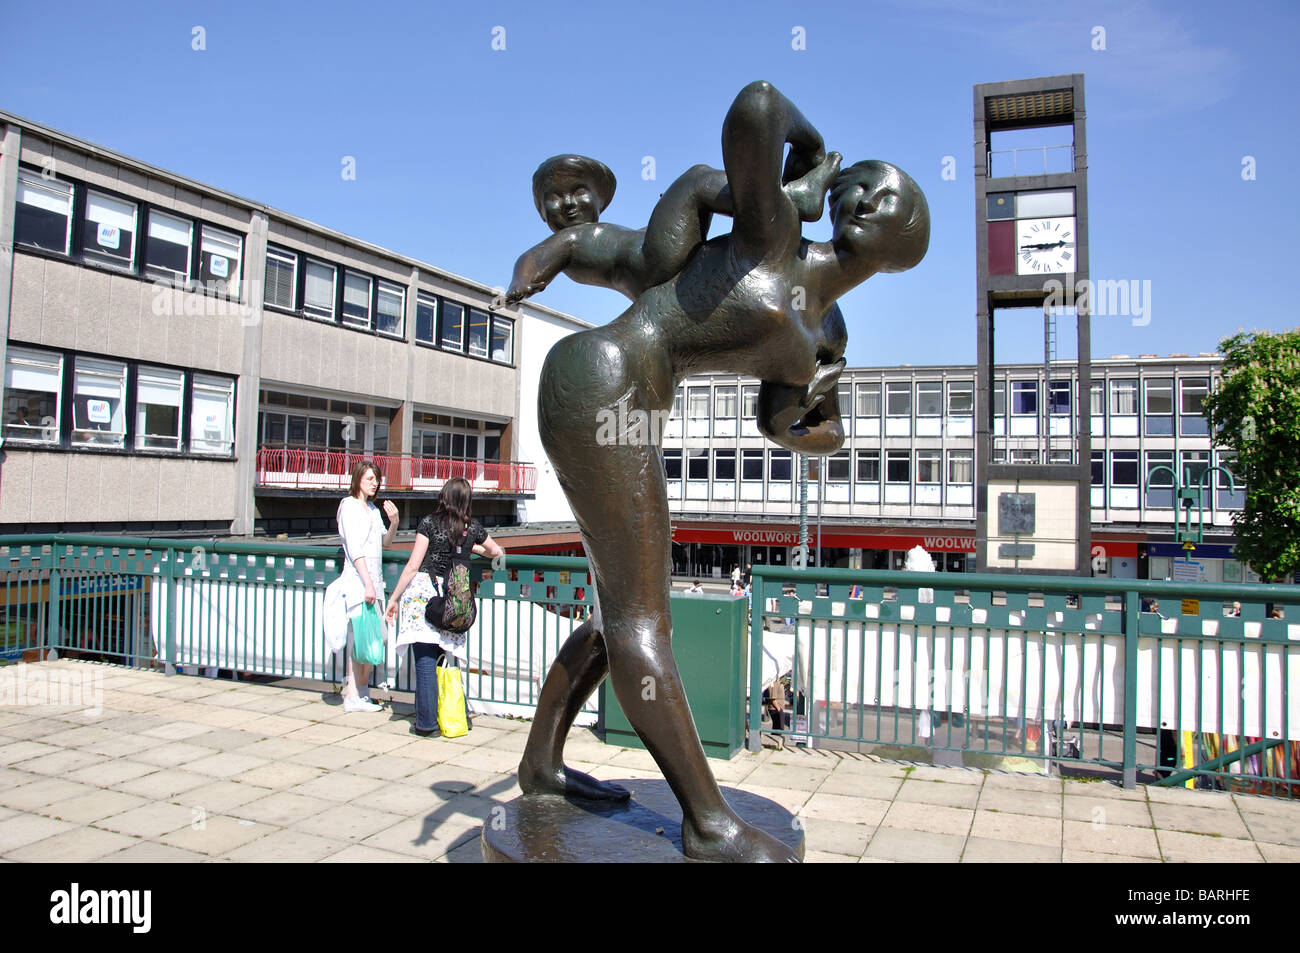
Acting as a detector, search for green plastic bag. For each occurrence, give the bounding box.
[351,603,386,666]
[437,655,469,738]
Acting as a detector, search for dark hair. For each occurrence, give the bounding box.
[349,461,382,499]
[829,159,930,273]
[531,155,617,221]
[435,477,473,538]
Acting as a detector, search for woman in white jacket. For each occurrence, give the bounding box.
[337,461,399,712]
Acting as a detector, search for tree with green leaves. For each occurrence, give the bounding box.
[1201,328,1300,583]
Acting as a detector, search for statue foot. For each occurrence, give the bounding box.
[518,758,631,802]
[682,811,799,863]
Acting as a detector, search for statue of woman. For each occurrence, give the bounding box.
[517,81,929,862]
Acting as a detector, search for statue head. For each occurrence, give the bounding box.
[828,160,929,274]
[532,155,617,232]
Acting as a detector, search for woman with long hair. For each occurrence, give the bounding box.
[336,461,399,712]
[385,477,504,736]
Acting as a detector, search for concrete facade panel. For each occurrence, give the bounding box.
[64,453,103,520]
[41,261,82,348]
[172,186,204,218]
[106,274,141,359]
[146,176,176,206]
[127,455,161,520]
[29,454,69,522]
[0,452,35,524]
[116,166,149,196]
[9,255,45,342]
[164,310,198,368]
[96,457,132,522]
[83,156,119,190]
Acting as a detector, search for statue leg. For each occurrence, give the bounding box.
[518,616,629,801]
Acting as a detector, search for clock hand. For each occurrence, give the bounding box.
[1020,240,1072,251]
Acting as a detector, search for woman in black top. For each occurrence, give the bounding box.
[386,477,503,735]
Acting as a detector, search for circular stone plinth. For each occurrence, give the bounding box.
[480,779,804,863]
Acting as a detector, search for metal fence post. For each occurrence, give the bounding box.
[164,546,178,677]
[748,568,765,752]
[44,544,60,661]
[1122,588,1140,788]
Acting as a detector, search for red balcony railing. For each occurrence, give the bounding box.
[255,447,537,493]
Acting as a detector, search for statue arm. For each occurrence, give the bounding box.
[721,81,824,258]
[506,230,581,304]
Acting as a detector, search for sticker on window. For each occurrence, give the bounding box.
[97,224,120,249]
[87,399,111,424]
[210,255,228,278]
[204,414,221,436]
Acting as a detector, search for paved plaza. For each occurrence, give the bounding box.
[0,660,1295,863]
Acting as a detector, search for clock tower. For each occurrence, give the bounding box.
[974,74,1092,575]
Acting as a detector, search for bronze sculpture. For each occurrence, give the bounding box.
[508,81,929,862]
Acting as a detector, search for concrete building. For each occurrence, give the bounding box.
[0,110,589,538]
[659,355,1256,584]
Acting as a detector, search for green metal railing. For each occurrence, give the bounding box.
[4,533,1296,794]
[0,535,593,719]
[748,564,1298,793]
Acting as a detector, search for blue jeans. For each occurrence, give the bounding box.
[411,643,470,733]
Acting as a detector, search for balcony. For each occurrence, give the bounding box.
[255,448,537,495]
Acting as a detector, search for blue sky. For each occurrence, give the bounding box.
[3,0,1297,368]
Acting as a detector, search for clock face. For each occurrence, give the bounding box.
[1016,216,1076,275]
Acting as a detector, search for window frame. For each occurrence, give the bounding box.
[2,346,64,445]
[264,245,299,312]
[14,169,75,255]
[375,281,405,338]
[303,259,338,322]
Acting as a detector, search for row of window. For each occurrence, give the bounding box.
[672,376,1211,424]
[13,167,515,364]
[3,346,235,455]
[16,168,244,297]
[664,449,974,486]
[264,247,511,362]
[258,404,504,461]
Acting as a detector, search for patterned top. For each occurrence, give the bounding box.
[417,515,488,578]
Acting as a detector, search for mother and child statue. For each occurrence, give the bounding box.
[500,81,930,862]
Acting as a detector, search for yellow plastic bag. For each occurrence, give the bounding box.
[437,655,468,738]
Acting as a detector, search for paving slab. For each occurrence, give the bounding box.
[321,843,426,863]
[1148,802,1251,839]
[977,787,1062,818]
[970,809,1060,848]
[801,792,891,826]
[0,813,77,853]
[1156,829,1263,863]
[95,801,196,839]
[0,777,98,812]
[962,836,1060,863]
[233,791,336,828]
[41,790,148,825]
[896,778,982,808]
[1063,818,1161,858]
[5,826,137,862]
[292,804,410,842]
[220,828,349,863]
[113,769,212,800]
[158,815,270,855]
[105,841,208,863]
[864,826,965,863]
[64,758,159,788]
[803,818,871,856]
[1063,794,1153,828]
[881,800,972,837]
[1237,811,1300,847]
